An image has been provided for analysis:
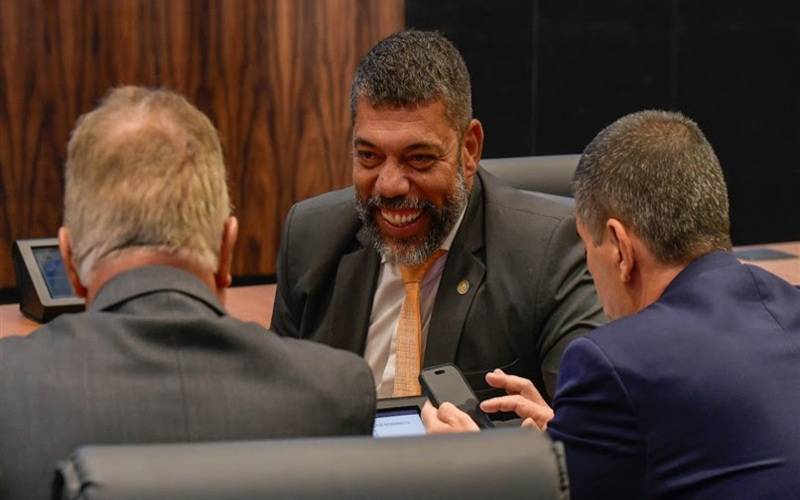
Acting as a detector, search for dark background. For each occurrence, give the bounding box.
[1,0,796,300]
[407,0,800,245]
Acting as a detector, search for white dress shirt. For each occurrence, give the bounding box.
[364,210,466,397]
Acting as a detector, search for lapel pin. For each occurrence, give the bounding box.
[457,279,470,295]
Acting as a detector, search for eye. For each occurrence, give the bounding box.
[406,154,436,169]
[355,149,382,168]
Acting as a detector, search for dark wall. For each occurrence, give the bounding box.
[407,0,800,245]
[0,0,404,289]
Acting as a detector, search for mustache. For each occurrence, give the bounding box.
[363,195,437,212]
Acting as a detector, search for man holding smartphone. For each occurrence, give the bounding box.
[423,110,800,499]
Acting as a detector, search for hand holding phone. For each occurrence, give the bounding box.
[419,363,494,429]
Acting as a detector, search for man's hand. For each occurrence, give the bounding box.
[480,369,554,430]
[421,401,480,434]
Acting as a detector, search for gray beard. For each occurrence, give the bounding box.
[354,167,469,266]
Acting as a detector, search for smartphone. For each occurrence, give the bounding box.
[419,363,494,429]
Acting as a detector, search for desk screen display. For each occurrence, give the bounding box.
[373,408,426,438]
[32,246,75,299]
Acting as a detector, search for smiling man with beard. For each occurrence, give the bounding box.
[270,30,604,402]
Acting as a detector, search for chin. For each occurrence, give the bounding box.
[378,236,432,266]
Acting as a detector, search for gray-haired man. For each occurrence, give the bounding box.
[0,87,375,500]
[271,30,604,402]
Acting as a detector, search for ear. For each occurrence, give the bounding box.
[58,227,88,298]
[214,216,238,291]
[606,219,635,282]
[461,119,484,183]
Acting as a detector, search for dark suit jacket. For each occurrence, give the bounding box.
[0,266,375,500]
[271,169,604,399]
[548,251,800,499]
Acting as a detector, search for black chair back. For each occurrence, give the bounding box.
[54,428,569,500]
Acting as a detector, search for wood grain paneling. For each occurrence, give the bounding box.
[0,0,404,288]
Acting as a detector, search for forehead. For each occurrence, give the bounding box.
[352,99,457,147]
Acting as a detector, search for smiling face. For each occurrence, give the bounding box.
[352,99,481,265]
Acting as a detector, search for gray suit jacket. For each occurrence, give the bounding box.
[0,266,375,500]
[271,168,604,401]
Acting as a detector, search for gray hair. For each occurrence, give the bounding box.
[573,110,732,264]
[350,30,472,131]
[64,86,230,282]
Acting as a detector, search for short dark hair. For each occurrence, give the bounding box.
[573,110,732,264]
[350,30,472,131]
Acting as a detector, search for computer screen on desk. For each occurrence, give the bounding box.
[373,396,426,438]
[13,238,85,323]
[31,246,76,299]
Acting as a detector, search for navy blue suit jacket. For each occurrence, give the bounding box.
[548,251,800,499]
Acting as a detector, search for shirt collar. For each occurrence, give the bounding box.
[89,264,226,315]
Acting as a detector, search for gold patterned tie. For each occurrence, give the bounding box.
[393,249,447,397]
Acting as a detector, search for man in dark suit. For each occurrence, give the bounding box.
[424,110,800,498]
[0,87,375,500]
[270,30,604,401]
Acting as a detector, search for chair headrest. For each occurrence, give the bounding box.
[54,428,569,500]
[480,154,580,197]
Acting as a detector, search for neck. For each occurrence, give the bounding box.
[85,250,218,306]
[631,256,688,311]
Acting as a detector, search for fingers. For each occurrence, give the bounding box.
[438,402,480,432]
[480,395,554,429]
[421,401,440,429]
[480,394,533,414]
[521,417,545,431]
[485,369,547,404]
[422,401,480,434]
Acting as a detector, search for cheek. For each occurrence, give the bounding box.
[587,265,615,318]
[352,168,377,197]
[600,277,629,320]
[416,173,456,206]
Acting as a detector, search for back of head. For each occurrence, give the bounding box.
[350,30,473,132]
[64,86,230,282]
[573,110,732,264]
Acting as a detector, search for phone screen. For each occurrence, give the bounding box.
[373,407,426,438]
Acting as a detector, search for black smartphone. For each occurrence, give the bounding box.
[419,363,494,429]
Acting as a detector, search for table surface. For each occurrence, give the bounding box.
[1,242,798,338]
[733,241,800,285]
[0,284,276,339]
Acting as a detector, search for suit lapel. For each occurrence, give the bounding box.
[328,229,380,355]
[424,174,486,366]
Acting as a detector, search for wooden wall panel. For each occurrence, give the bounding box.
[0,0,404,288]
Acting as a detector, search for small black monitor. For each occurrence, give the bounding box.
[13,238,85,323]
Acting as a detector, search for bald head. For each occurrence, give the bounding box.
[64,87,230,282]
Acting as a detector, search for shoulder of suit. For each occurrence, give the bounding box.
[479,169,575,223]
[251,325,375,398]
[292,186,356,216]
[0,314,83,378]
[217,316,369,374]
[282,186,363,254]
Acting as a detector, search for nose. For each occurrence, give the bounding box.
[375,159,410,198]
